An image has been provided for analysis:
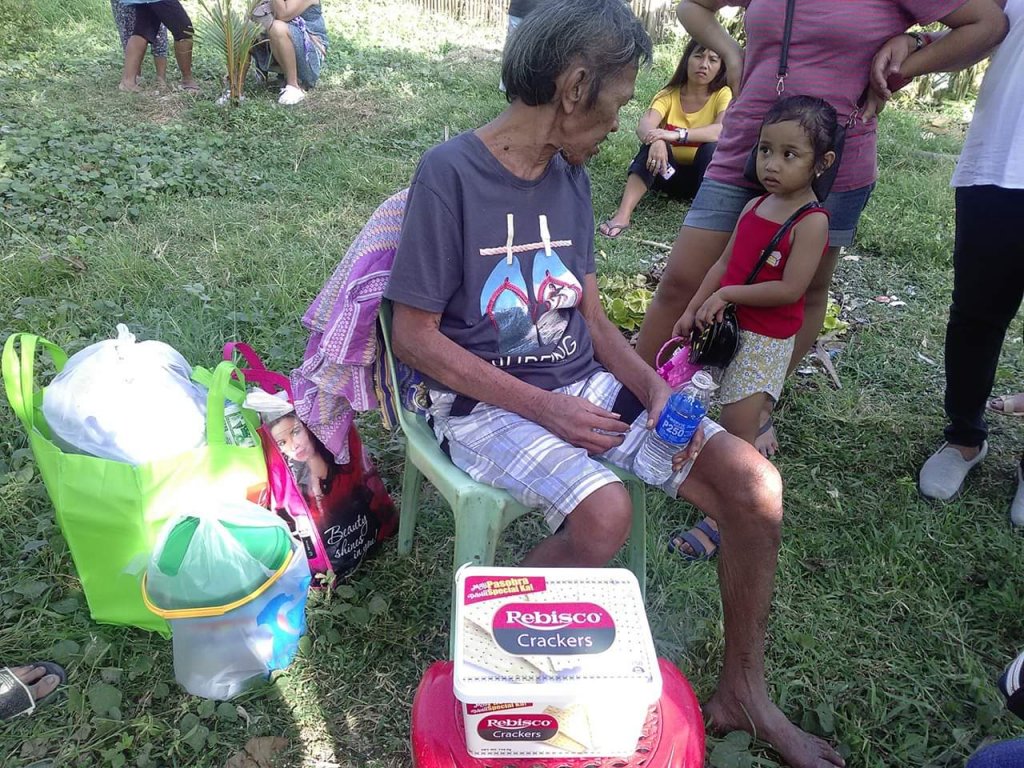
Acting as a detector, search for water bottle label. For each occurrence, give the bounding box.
[655,395,706,444]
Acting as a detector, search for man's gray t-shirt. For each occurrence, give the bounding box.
[384,131,602,393]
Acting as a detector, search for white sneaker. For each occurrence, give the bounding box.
[278,85,306,105]
[919,441,988,500]
[1010,461,1024,526]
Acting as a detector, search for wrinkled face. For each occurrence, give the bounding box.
[560,63,638,166]
[755,119,818,195]
[271,415,313,462]
[687,47,721,86]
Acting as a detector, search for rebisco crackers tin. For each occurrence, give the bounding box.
[452,566,662,758]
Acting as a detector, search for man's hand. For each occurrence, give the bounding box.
[695,290,730,329]
[671,422,706,470]
[642,376,673,432]
[535,391,628,454]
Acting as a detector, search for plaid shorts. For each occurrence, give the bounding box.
[427,370,724,532]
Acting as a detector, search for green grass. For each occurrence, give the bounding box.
[2,2,1023,766]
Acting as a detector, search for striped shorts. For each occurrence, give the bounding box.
[427,370,724,532]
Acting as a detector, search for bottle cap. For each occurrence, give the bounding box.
[690,370,717,390]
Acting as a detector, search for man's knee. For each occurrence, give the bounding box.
[735,459,783,531]
[562,484,633,565]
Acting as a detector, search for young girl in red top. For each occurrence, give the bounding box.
[669,95,835,560]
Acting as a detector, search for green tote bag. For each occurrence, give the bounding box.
[2,334,269,635]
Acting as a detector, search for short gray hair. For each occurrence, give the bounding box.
[502,0,653,109]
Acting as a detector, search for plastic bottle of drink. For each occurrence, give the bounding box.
[632,371,715,485]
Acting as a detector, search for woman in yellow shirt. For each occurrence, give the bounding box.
[599,40,731,239]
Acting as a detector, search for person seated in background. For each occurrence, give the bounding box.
[598,38,731,239]
[117,0,197,93]
[385,2,844,765]
[251,0,328,106]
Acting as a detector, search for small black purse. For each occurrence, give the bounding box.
[689,201,821,368]
[740,0,846,202]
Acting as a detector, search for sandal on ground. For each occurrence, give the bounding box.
[0,662,66,721]
[597,220,630,239]
[988,394,1024,417]
[667,518,720,562]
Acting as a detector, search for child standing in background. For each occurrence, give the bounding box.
[669,95,836,562]
[117,0,197,93]
[110,0,168,88]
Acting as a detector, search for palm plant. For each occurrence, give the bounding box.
[196,0,263,105]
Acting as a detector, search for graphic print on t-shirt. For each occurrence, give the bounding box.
[479,213,583,357]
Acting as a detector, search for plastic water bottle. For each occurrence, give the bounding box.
[632,371,715,484]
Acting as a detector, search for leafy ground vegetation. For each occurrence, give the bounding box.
[2,1,1023,766]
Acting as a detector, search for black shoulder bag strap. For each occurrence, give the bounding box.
[776,0,797,95]
[743,201,821,285]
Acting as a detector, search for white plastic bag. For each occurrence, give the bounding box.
[143,501,312,700]
[42,324,207,464]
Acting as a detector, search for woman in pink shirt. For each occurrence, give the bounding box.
[635,0,1006,461]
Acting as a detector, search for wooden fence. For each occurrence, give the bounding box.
[407,0,679,42]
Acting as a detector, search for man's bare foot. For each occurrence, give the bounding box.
[180,80,200,93]
[706,691,845,768]
[755,414,779,458]
[988,393,1024,416]
[156,78,168,90]
[118,80,141,93]
[12,665,61,703]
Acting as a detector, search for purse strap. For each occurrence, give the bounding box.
[776,0,797,95]
[743,200,822,285]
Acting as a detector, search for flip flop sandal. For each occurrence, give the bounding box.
[667,518,720,562]
[988,395,1024,417]
[0,662,66,720]
[597,221,630,240]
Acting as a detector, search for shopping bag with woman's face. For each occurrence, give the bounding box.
[223,342,398,584]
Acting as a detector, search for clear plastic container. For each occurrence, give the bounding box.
[143,502,312,700]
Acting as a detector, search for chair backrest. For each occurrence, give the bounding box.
[377,300,430,438]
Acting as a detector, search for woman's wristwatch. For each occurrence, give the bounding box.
[676,127,689,144]
[906,31,931,52]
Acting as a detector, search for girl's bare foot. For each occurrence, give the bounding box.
[705,690,845,768]
[118,80,141,93]
[156,78,168,90]
[180,80,200,93]
[755,414,779,457]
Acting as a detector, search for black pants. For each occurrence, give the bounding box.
[944,185,1024,447]
[132,0,193,43]
[627,141,717,200]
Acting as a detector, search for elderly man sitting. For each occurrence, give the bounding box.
[383,2,844,766]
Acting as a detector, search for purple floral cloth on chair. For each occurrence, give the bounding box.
[291,188,408,463]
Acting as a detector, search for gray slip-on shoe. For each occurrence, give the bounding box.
[919,440,988,501]
[1010,461,1024,526]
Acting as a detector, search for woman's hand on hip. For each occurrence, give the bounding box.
[870,33,915,100]
[724,47,744,97]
